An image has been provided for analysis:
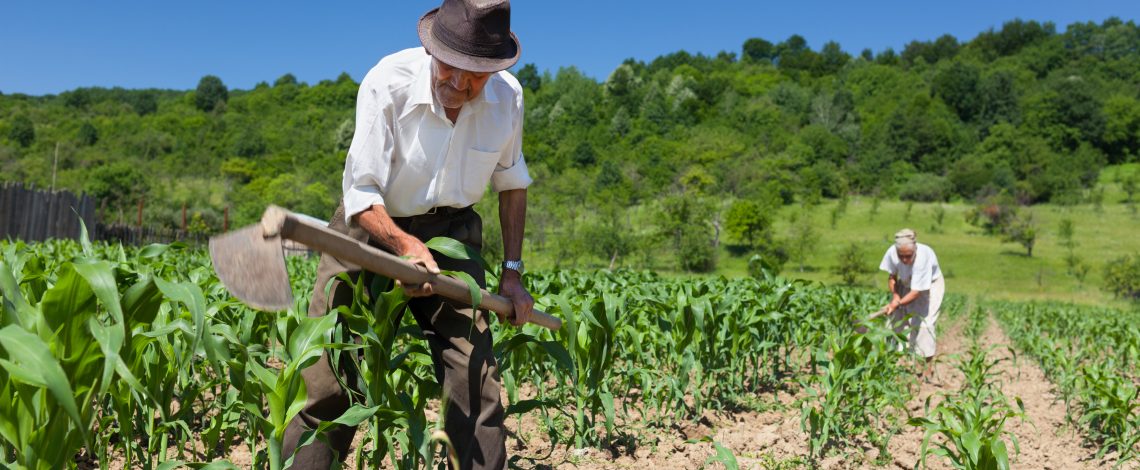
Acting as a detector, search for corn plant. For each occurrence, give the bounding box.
[994,301,1140,465]
[910,335,1026,470]
[2,235,965,467]
[1077,361,1140,463]
[909,392,1025,470]
[800,320,913,459]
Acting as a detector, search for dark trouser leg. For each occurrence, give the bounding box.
[407,271,506,470]
[282,205,366,468]
[281,205,506,469]
[401,209,506,470]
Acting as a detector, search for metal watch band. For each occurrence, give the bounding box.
[502,259,524,274]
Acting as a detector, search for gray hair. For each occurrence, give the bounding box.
[895,228,917,249]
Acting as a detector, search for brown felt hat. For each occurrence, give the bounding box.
[417,0,521,73]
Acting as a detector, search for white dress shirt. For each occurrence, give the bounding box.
[341,47,532,222]
[879,243,942,291]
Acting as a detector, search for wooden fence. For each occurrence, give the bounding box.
[0,182,97,242]
[0,183,208,245]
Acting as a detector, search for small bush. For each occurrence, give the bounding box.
[899,173,952,202]
[1103,254,1140,300]
[678,225,717,273]
[833,243,868,286]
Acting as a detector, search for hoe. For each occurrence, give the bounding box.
[208,205,562,330]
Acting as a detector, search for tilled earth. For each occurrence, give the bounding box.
[102,313,1137,469]
[492,313,1138,469]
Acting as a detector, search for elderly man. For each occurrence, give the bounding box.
[281,0,534,468]
[880,228,945,381]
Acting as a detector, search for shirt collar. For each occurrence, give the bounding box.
[409,56,434,107]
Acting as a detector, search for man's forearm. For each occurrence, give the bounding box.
[498,189,527,263]
[354,204,416,253]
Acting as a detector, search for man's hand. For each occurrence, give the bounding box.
[396,234,440,297]
[354,205,440,298]
[498,271,534,326]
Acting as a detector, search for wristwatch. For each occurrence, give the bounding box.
[502,259,525,274]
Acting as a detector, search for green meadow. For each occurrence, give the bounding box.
[738,164,1140,308]
[526,164,1140,309]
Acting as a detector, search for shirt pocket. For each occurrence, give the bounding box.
[463,148,501,196]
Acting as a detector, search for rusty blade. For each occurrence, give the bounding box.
[208,224,293,311]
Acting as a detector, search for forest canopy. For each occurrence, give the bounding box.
[1,18,1138,234]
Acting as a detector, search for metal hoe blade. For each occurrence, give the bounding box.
[208,224,294,311]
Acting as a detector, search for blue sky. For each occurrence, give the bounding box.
[2,1,1138,95]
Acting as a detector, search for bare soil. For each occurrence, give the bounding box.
[98,312,1137,469]
[499,312,1138,469]
[886,314,1136,470]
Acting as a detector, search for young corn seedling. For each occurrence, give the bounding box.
[910,344,1026,470]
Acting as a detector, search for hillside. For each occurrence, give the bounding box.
[1,17,1139,284]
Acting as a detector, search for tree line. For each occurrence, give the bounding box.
[1,18,1138,272]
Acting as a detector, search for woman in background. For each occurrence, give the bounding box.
[880,228,945,381]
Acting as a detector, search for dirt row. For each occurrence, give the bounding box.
[108,311,1131,469]
[496,312,1133,469]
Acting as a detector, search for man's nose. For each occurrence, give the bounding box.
[447,71,467,90]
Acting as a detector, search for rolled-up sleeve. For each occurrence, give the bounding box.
[342,77,394,224]
[490,91,533,192]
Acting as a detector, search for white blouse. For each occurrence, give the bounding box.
[879,243,942,291]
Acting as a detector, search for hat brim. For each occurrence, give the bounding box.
[417,8,521,73]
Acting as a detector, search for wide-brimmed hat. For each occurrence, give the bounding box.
[417,0,521,73]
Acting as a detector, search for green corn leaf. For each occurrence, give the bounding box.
[122,276,164,324]
[537,340,575,375]
[89,318,150,402]
[155,277,209,362]
[505,398,553,416]
[40,264,97,331]
[77,215,93,256]
[709,441,740,470]
[279,379,308,440]
[287,313,337,369]
[0,325,87,445]
[72,258,125,325]
[991,439,1010,470]
[157,460,242,470]
[443,269,482,313]
[192,462,242,470]
[284,405,381,469]
[600,390,616,436]
[425,237,490,272]
[0,259,35,328]
[247,360,279,390]
[139,243,172,258]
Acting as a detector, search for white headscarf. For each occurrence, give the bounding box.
[895,228,917,249]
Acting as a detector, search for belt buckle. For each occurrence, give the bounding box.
[425,206,439,215]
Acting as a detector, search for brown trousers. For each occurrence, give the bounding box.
[281,204,506,469]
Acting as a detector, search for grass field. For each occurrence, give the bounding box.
[762,196,1137,308]
[528,164,1140,309]
[764,163,1140,308]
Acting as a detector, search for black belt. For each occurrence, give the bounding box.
[391,205,474,223]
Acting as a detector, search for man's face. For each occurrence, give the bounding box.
[898,245,916,266]
[431,57,492,109]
